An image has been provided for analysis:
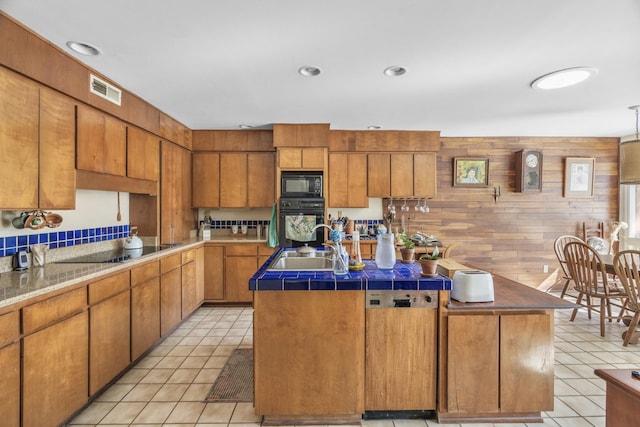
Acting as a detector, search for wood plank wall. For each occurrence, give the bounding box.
[393,137,620,287]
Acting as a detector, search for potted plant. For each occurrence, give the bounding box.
[398,234,415,263]
[419,245,440,277]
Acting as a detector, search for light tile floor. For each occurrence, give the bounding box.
[66,293,640,427]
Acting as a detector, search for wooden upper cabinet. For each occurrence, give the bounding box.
[390,153,414,198]
[329,153,368,208]
[248,152,276,207]
[367,152,437,199]
[367,154,391,197]
[413,152,437,198]
[39,88,77,209]
[77,104,126,176]
[278,147,326,170]
[192,152,220,208]
[220,152,248,208]
[0,67,39,209]
[160,141,192,245]
[127,126,159,181]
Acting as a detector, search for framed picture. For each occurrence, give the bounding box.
[564,157,595,197]
[453,157,489,187]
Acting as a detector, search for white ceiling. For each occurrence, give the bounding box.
[3,0,640,137]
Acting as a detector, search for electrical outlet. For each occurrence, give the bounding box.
[543,264,549,273]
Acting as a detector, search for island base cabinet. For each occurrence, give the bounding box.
[23,311,89,427]
[440,311,553,423]
[254,291,365,421]
[365,307,437,410]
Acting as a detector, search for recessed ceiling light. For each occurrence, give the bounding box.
[384,66,407,77]
[367,125,382,130]
[298,66,321,77]
[530,67,597,90]
[239,124,253,129]
[66,41,102,56]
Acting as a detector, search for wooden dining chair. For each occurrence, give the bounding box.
[553,235,584,299]
[613,250,640,346]
[442,242,460,259]
[563,241,627,337]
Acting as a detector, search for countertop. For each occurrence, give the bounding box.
[250,248,452,291]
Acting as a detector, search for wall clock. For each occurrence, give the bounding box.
[515,150,543,192]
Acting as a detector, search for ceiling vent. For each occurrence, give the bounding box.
[89,74,122,106]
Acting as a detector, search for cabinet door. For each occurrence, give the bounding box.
[225,254,256,303]
[390,153,414,198]
[181,260,197,317]
[131,277,161,360]
[365,308,437,410]
[161,141,193,245]
[278,148,302,169]
[39,88,76,209]
[0,342,20,427]
[248,152,275,207]
[90,291,131,395]
[347,153,368,207]
[0,67,39,209]
[413,152,437,198]
[127,125,159,181]
[77,105,126,176]
[23,311,89,427]
[192,152,220,207]
[447,314,499,413]
[500,313,554,412]
[302,147,325,169]
[328,153,349,207]
[367,153,391,197]
[160,267,182,335]
[220,152,248,207]
[205,245,225,300]
[195,246,205,306]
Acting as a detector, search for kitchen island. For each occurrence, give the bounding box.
[250,249,577,424]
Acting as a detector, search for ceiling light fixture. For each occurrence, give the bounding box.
[367,125,381,130]
[66,41,102,56]
[239,124,253,129]
[530,67,597,90]
[384,66,407,77]
[620,105,640,184]
[298,66,321,77]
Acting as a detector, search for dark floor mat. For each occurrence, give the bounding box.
[204,348,253,402]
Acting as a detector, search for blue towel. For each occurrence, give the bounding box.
[267,202,279,247]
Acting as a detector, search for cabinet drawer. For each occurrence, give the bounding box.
[181,248,196,264]
[226,244,258,256]
[88,270,130,305]
[0,311,19,347]
[131,260,159,286]
[160,253,182,273]
[23,287,87,334]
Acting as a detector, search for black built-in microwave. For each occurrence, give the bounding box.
[280,172,323,198]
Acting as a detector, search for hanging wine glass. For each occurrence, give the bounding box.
[401,198,409,212]
[423,199,430,213]
[387,197,396,214]
[414,198,421,212]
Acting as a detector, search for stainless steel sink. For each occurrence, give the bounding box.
[267,249,334,271]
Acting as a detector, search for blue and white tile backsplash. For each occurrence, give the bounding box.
[0,224,129,258]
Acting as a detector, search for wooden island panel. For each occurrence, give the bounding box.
[254,291,364,422]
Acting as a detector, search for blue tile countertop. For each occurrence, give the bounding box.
[250,248,452,291]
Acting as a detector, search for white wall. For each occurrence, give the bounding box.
[0,189,129,237]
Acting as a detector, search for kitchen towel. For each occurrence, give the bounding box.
[267,202,279,248]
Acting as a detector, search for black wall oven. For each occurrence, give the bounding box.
[279,198,325,248]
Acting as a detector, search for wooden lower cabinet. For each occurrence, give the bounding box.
[254,291,365,420]
[160,267,182,336]
[90,290,131,395]
[0,342,20,427]
[23,311,89,427]
[131,276,161,360]
[204,245,225,301]
[441,311,553,421]
[365,307,437,410]
[182,257,197,317]
[225,244,257,303]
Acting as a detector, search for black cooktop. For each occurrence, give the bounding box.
[56,246,162,264]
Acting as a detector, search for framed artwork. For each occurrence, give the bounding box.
[564,157,595,197]
[453,157,489,187]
